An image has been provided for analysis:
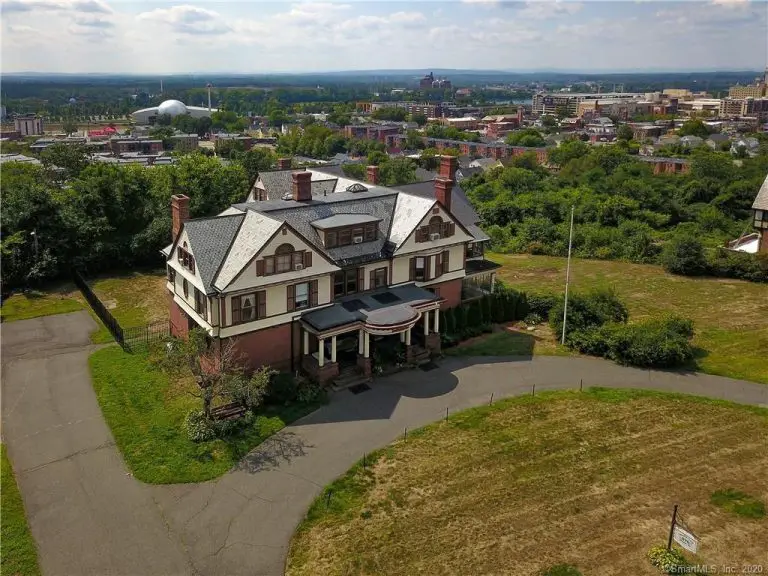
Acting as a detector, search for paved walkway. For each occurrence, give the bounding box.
[3,312,767,576]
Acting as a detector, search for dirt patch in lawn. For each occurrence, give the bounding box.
[287,390,768,576]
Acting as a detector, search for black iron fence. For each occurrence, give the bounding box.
[123,320,170,351]
[72,268,125,348]
[71,269,170,352]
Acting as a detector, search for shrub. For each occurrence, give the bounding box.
[570,316,695,369]
[454,304,468,332]
[550,288,629,342]
[442,307,456,335]
[467,299,483,328]
[296,376,326,405]
[524,312,544,325]
[184,410,217,442]
[707,250,768,283]
[647,544,689,574]
[527,292,558,318]
[267,372,299,405]
[661,233,708,276]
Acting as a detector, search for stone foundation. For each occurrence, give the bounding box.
[356,354,372,377]
[302,354,339,385]
[425,332,441,355]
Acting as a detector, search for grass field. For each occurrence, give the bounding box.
[88,347,318,484]
[487,254,768,384]
[1,271,167,343]
[287,389,768,576]
[1,445,41,576]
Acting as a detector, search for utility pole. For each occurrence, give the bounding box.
[561,206,575,345]
[667,504,679,550]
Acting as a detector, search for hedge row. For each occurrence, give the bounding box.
[441,287,529,344]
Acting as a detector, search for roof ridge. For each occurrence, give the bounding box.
[184,212,245,224]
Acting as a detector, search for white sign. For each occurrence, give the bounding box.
[673,525,699,554]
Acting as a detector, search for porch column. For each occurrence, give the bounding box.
[491,273,496,294]
[405,327,412,346]
[423,309,430,336]
[303,329,309,355]
[358,328,365,355]
[433,308,440,333]
[318,338,325,367]
[400,331,406,343]
[364,331,370,358]
[331,335,337,363]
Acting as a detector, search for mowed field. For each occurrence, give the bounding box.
[1,271,167,342]
[490,254,768,384]
[287,390,768,576]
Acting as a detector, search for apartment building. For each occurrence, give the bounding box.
[532,92,644,116]
[14,115,44,136]
[163,156,498,385]
[370,101,445,118]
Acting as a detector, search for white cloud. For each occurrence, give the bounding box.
[137,5,230,35]
[517,1,583,20]
[2,0,111,14]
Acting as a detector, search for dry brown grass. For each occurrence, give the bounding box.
[287,390,768,576]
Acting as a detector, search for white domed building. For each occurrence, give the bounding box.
[131,98,218,125]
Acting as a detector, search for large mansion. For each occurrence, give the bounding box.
[163,156,499,385]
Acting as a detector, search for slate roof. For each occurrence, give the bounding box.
[753,173,768,210]
[301,283,439,332]
[213,211,282,291]
[394,180,483,237]
[312,214,380,229]
[183,214,245,292]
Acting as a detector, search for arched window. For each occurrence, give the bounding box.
[429,216,443,236]
[275,244,296,274]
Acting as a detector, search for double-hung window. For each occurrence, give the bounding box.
[294,282,310,310]
[415,257,426,282]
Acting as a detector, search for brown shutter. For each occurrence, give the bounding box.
[434,253,442,278]
[189,255,195,274]
[425,256,432,281]
[232,296,241,325]
[310,280,318,307]
[286,284,295,312]
[219,297,226,327]
[257,291,266,319]
[357,267,365,291]
[409,257,416,281]
[177,247,182,260]
[256,260,265,276]
[447,222,455,237]
[443,250,450,275]
[304,251,313,268]
[369,269,375,289]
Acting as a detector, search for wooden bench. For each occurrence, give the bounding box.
[210,402,247,421]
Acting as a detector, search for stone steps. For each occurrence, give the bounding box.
[331,366,371,391]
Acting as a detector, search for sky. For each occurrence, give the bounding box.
[1,0,767,74]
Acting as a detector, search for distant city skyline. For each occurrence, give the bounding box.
[1,0,767,74]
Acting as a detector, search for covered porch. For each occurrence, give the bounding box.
[299,283,443,387]
[462,258,502,302]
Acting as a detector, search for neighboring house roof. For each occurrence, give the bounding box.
[414,167,437,181]
[706,133,730,143]
[469,157,500,170]
[680,135,704,146]
[456,166,483,181]
[753,173,768,210]
[0,153,40,165]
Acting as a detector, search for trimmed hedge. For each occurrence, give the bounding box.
[440,288,528,345]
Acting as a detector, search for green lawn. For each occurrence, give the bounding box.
[446,327,571,357]
[488,254,768,384]
[0,288,83,323]
[1,445,41,576]
[88,347,319,484]
[1,271,168,344]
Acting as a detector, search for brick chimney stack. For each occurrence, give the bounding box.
[171,194,190,241]
[438,154,457,182]
[277,158,292,170]
[366,165,379,185]
[292,171,312,202]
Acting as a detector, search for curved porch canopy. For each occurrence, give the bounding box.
[300,283,441,339]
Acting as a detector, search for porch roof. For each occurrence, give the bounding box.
[465,259,502,275]
[301,283,440,332]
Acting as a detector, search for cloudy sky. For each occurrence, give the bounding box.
[1,0,767,74]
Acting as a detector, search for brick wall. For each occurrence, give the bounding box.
[169,292,189,338]
[225,322,297,372]
[430,278,462,309]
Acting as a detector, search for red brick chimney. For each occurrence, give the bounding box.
[434,178,453,214]
[277,158,292,170]
[366,165,379,185]
[171,194,190,241]
[292,171,312,202]
[438,155,457,182]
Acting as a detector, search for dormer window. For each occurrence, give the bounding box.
[416,217,456,242]
[429,216,443,236]
[177,242,195,273]
[311,214,381,248]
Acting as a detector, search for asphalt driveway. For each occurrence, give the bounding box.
[1,312,192,576]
